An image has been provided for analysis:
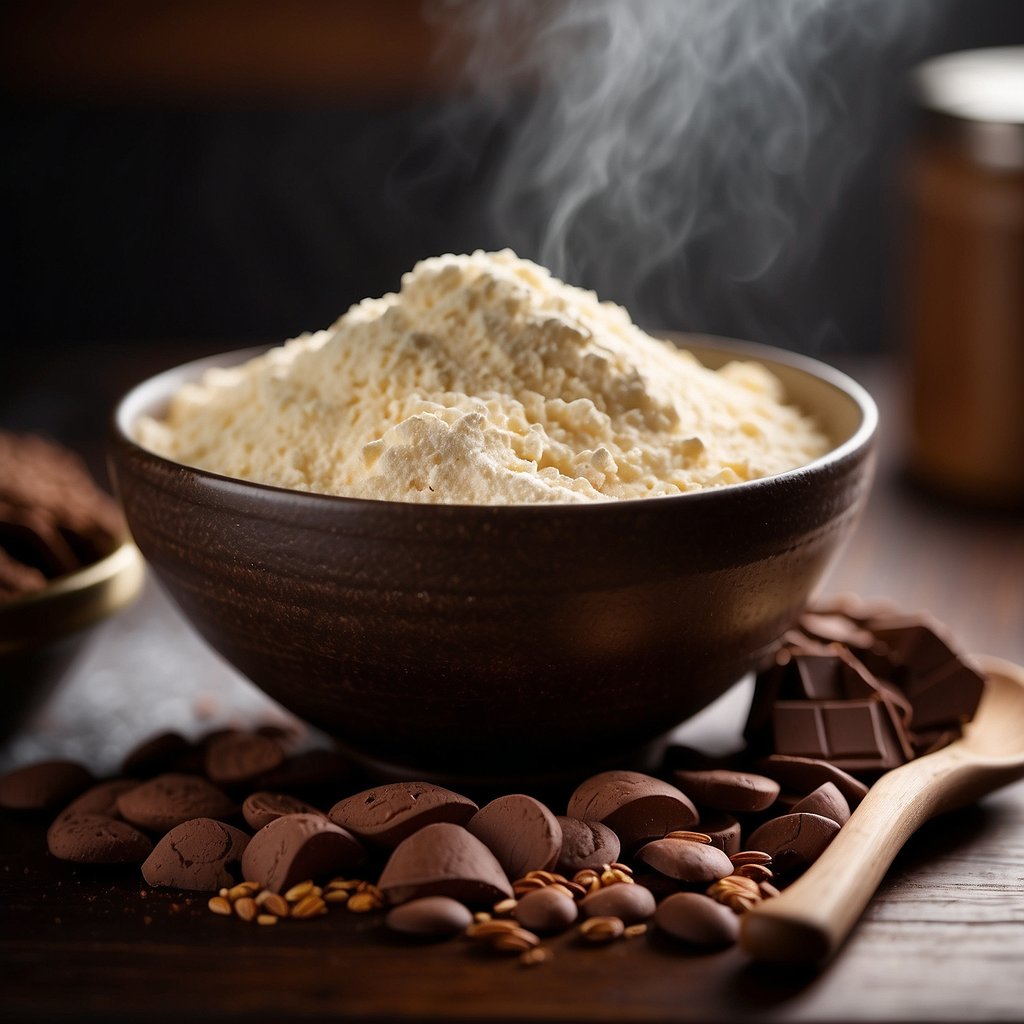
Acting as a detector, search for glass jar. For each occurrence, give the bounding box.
[905,47,1024,505]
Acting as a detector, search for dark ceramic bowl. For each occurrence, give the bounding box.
[0,538,144,739]
[110,336,876,781]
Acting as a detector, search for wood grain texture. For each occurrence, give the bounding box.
[1,352,1023,1022]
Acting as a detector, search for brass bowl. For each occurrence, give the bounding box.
[0,539,145,738]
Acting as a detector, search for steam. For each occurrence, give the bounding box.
[423,0,933,348]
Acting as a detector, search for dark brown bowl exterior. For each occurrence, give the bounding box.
[109,337,876,779]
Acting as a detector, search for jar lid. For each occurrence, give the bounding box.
[913,47,1024,170]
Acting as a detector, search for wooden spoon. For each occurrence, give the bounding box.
[741,654,1024,965]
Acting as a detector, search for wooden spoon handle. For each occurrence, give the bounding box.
[740,747,963,965]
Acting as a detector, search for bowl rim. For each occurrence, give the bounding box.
[0,539,145,653]
[112,333,878,515]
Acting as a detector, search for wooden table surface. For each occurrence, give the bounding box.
[2,345,1023,1023]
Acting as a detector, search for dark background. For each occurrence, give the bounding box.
[2,0,1023,372]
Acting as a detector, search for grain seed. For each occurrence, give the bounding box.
[291,894,327,918]
[347,891,382,913]
[664,831,713,844]
[579,916,625,943]
[519,946,549,967]
[208,896,232,916]
[233,897,257,922]
[284,880,316,902]
[255,891,290,917]
[729,850,772,867]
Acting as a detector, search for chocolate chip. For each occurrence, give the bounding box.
[673,769,780,813]
[579,883,656,924]
[142,817,250,891]
[47,814,153,864]
[654,891,739,947]
[329,782,477,849]
[385,896,474,939]
[513,886,579,933]
[204,732,286,786]
[242,791,325,832]
[121,732,193,778]
[246,748,352,794]
[753,755,869,808]
[789,782,851,826]
[566,771,698,851]
[466,795,562,881]
[554,817,621,874]
[377,822,513,908]
[746,812,841,872]
[771,696,913,771]
[0,760,94,811]
[241,813,366,894]
[635,837,735,883]
[53,779,139,823]
[116,773,237,833]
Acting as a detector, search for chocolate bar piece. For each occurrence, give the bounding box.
[747,601,987,775]
[772,697,914,772]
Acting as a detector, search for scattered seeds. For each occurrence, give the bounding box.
[579,916,625,944]
[664,830,713,844]
[233,896,257,922]
[291,894,327,919]
[207,896,232,916]
[519,946,549,967]
[255,891,290,917]
[284,880,316,903]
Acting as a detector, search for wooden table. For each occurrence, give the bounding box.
[2,346,1023,1023]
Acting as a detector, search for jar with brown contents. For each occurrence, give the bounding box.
[904,47,1024,505]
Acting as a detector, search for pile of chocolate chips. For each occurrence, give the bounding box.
[0,599,989,962]
[0,432,125,599]
[746,597,986,774]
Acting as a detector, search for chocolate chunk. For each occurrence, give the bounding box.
[242,792,324,832]
[0,760,94,811]
[142,817,250,891]
[746,812,840,873]
[654,891,739,947]
[695,812,741,855]
[241,813,366,894]
[579,883,657,924]
[771,696,914,772]
[116,773,237,833]
[566,771,698,851]
[467,794,562,880]
[554,817,621,874]
[635,837,735,883]
[53,779,139,823]
[513,886,579,933]
[329,782,477,850]
[246,748,352,794]
[793,650,880,701]
[789,782,851,826]
[901,655,986,732]
[385,896,474,939]
[753,755,869,808]
[673,769,780,813]
[122,732,193,777]
[47,814,153,864]
[205,731,286,786]
[377,822,513,907]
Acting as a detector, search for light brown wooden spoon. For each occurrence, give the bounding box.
[741,654,1024,965]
